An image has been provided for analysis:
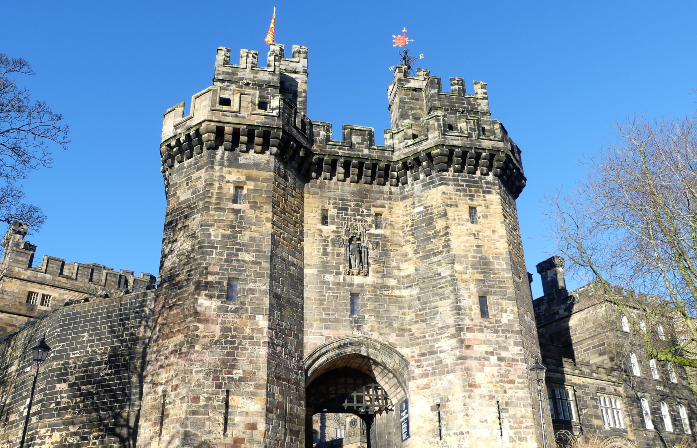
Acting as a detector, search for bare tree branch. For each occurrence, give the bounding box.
[546,113,697,369]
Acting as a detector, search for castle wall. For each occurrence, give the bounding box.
[0,290,154,448]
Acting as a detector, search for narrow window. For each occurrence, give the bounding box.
[668,362,678,383]
[549,388,575,422]
[321,209,329,226]
[661,402,673,432]
[218,97,232,106]
[223,390,230,435]
[679,404,691,434]
[227,280,239,302]
[650,359,659,379]
[481,126,486,135]
[233,186,244,205]
[657,324,666,340]
[375,213,383,230]
[478,296,489,318]
[621,314,630,332]
[40,294,51,307]
[350,293,360,316]
[469,207,478,225]
[641,398,654,429]
[26,291,39,305]
[630,353,641,376]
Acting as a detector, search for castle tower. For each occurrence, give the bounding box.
[138,44,309,447]
[140,44,552,447]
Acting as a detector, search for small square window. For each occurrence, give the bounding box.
[469,207,478,225]
[321,209,329,226]
[40,294,52,307]
[26,291,39,305]
[478,296,489,318]
[350,294,360,316]
[375,213,383,230]
[227,280,239,302]
[233,186,244,205]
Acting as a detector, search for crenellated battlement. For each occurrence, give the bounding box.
[159,45,527,198]
[0,222,156,296]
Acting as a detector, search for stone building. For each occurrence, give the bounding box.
[3,40,685,448]
[533,256,697,448]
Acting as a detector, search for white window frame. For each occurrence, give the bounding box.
[630,353,641,376]
[641,398,654,430]
[679,404,691,434]
[661,401,674,432]
[649,359,659,379]
[621,314,630,332]
[599,395,625,429]
[668,362,678,383]
[548,387,576,422]
[657,324,666,340]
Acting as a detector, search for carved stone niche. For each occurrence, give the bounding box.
[338,223,368,276]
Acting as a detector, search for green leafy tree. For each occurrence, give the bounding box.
[0,53,69,230]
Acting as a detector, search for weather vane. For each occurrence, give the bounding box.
[389,28,423,76]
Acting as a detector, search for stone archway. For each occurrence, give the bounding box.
[304,336,410,448]
[601,437,636,448]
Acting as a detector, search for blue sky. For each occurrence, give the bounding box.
[2,0,696,298]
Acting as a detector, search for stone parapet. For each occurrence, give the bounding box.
[159,45,526,199]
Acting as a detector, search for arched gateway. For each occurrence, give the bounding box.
[304,336,410,448]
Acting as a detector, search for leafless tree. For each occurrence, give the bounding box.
[0,53,69,230]
[547,113,697,377]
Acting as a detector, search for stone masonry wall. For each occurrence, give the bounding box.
[0,290,154,448]
[139,148,306,448]
[303,169,544,447]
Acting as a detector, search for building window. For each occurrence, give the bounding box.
[374,213,383,230]
[227,280,238,302]
[598,395,624,429]
[657,324,665,340]
[26,291,39,305]
[350,294,360,316]
[621,314,630,332]
[641,398,654,430]
[469,207,478,225]
[630,353,641,376]
[478,296,489,318]
[549,388,575,422]
[233,186,244,205]
[668,362,678,383]
[336,428,346,438]
[40,294,51,307]
[649,359,659,379]
[321,209,329,226]
[679,404,691,434]
[661,402,673,432]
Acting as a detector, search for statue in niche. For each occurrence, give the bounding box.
[344,223,369,276]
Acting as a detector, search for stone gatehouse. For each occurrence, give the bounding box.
[1,42,690,448]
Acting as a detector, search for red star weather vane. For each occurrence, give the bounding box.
[389,27,424,75]
[393,28,414,47]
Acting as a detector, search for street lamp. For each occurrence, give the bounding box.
[529,357,548,448]
[20,338,51,448]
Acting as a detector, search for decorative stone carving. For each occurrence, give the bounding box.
[343,223,369,276]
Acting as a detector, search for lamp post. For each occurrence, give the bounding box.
[19,338,51,448]
[529,357,548,448]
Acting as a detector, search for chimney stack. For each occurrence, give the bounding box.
[536,256,567,297]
